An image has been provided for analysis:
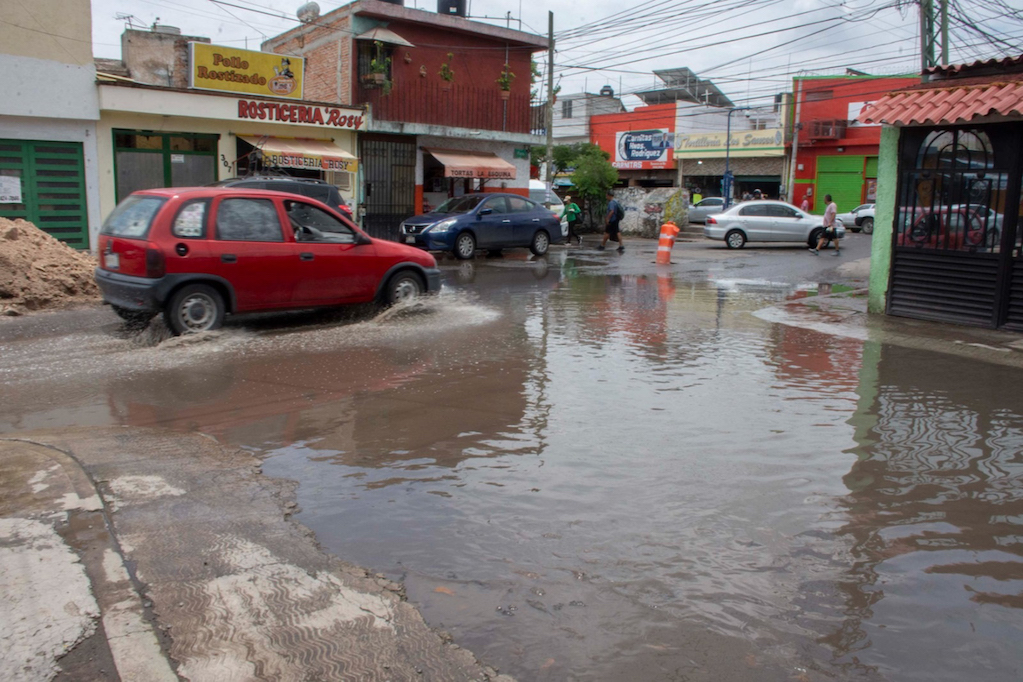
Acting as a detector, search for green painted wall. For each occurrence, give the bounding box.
[817,155,865,215]
[868,126,900,314]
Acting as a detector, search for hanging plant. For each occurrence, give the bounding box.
[439,53,455,83]
[496,63,515,91]
[364,41,390,86]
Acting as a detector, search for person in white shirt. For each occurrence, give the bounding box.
[810,194,841,256]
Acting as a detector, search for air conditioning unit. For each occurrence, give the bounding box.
[808,119,847,140]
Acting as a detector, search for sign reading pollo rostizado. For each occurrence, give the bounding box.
[190,43,304,100]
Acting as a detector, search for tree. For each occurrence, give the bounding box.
[571,147,618,229]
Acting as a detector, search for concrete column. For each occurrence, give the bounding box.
[868,125,900,314]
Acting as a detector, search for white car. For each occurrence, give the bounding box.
[688,197,726,223]
[529,180,569,243]
[837,203,875,234]
[705,200,842,249]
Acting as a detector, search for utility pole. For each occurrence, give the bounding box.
[920,0,949,73]
[544,10,555,209]
[724,107,751,209]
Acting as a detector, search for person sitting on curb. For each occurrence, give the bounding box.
[809,193,841,256]
[598,191,624,253]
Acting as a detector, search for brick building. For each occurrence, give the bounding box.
[263,0,547,240]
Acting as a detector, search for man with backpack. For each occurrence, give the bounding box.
[598,190,625,252]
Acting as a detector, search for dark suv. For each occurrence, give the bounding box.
[211,176,352,217]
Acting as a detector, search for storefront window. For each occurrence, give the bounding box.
[896,127,1007,254]
[113,130,218,201]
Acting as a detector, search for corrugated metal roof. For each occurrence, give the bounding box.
[860,77,1023,126]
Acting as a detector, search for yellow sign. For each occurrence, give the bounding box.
[190,42,304,100]
[674,128,785,158]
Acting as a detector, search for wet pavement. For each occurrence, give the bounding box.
[3,234,1023,681]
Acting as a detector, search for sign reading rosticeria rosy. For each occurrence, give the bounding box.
[190,43,304,100]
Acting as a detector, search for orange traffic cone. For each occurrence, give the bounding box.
[656,221,680,264]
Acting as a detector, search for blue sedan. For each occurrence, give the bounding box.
[400,193,562,259]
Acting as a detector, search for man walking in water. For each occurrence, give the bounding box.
[598,190,624,252]
[809,193,841,256]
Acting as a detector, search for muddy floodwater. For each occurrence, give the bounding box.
[2,248,1022,681]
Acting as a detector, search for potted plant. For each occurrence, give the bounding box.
[496,63,515,100]
[439,53,455,90]
[363,41,390,87]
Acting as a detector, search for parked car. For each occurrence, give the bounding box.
[688,196,726,223]
[95,187,439,335]
[210,176,353,217]
[897,205,1000,250]
[529,179,565,219]
[400,193,562,259]
[704,200,842,249]
[837,203,875,234]
[528,179,570,240]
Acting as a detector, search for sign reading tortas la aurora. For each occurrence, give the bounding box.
[190,43,304,100]
[674,128,785,158]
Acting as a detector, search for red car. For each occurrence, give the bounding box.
[95,187,440,334]
[897,205,1000,250]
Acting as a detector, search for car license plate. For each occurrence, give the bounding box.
[405,236,416,244]
[104,253,119,269]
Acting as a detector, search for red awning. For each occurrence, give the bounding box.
[860,78,1023,126]
[424,148,516,180]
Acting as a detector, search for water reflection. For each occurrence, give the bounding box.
[827,343,1023,679]
[3,264,1023,681]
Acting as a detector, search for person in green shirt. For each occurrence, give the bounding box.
[564,195,582,245]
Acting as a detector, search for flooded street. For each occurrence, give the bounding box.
[3,238,1023,681]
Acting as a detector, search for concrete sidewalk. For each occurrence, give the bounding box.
[754,286,1023,369]
[0,429,512,682]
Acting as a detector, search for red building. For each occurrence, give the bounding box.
[264,0,546,239]
[791,75,917,213]
[590,103,677,187]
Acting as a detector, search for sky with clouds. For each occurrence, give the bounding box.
[91,0,1023,108]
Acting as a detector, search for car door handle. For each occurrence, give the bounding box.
[220,254,237,263]
[300,252,314,261]
[502,219,511,223]
[532,218,540,222]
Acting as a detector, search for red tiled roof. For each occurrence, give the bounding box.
[924,54,1023,77]
[860,76,1023,126]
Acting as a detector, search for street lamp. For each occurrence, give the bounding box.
[724,106,752,209]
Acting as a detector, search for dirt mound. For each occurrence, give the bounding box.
[0,218,99,315]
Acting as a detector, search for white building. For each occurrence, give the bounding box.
[552,87,626,145]
[0,0,101,249]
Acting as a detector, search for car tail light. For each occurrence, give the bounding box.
[707,216,717,225]
[145,248,166,278]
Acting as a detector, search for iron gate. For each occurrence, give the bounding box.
[360,135,415,241]
[888,125,1023,329]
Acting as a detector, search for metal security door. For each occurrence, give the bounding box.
[0,139,88,248]
[360,135,415,241]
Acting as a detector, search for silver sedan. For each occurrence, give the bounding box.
[704,200,843,249]
[688,197,726,223]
